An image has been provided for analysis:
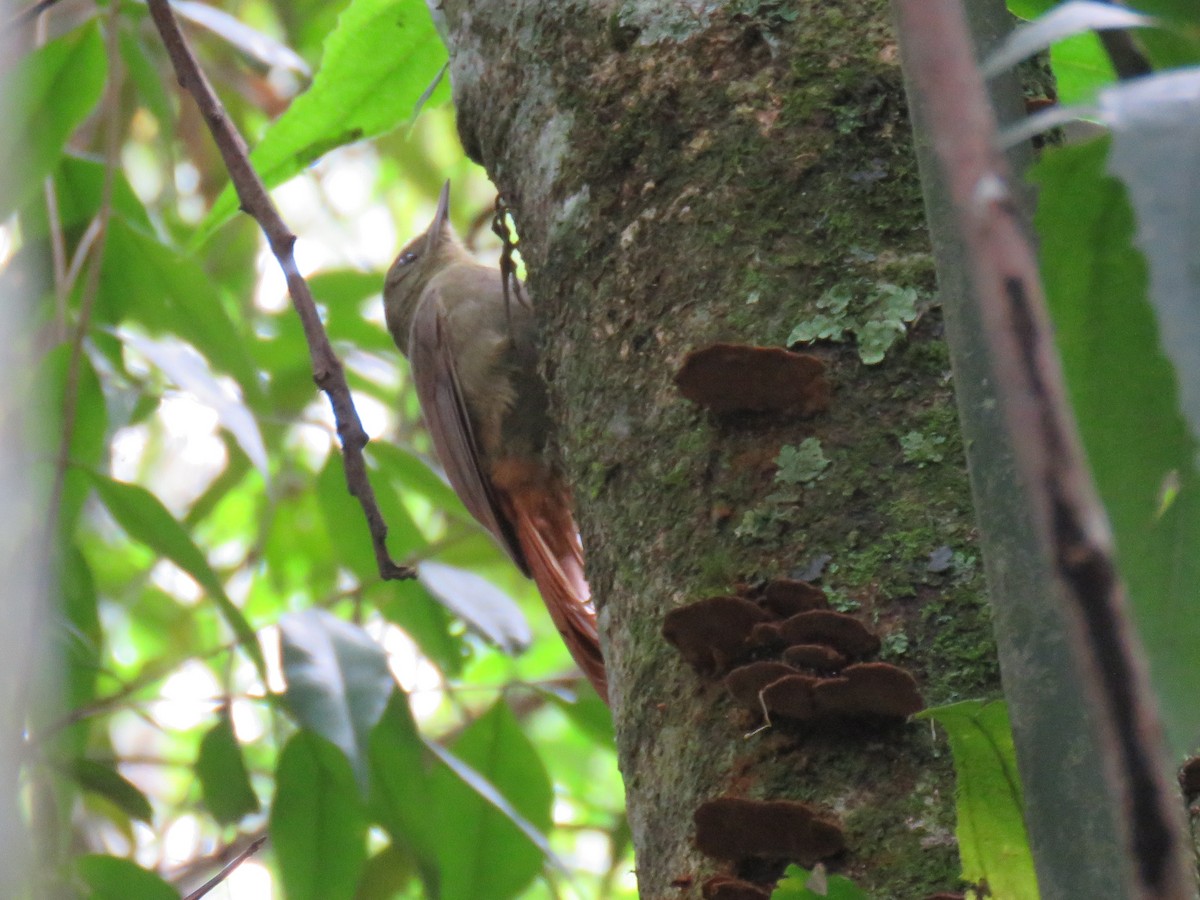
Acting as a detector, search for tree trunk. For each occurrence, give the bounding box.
[438,1,1001,896]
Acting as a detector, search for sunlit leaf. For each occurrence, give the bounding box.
[418,561,532,654]
[427,702,557,898]
[87,472,266,677]
[982,1,1155,78]
[917,701,1038,898]
[175,1,312,75]
[197,0,448,239]
[197,713,260,825]
[67,759,153,825]
[1033,138,1200,756]
[77,855,179,900]
[0,22,106,218]
[279,609,394,789]
[271,731,368,900]
[771,864,870,900]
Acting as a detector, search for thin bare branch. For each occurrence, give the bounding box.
[181,834,268,900]
[145,0,413,581]
[892,1,1192,897]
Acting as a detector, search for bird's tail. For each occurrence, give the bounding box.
[494,461,608,703]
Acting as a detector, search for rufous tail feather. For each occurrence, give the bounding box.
[501,483,608,703]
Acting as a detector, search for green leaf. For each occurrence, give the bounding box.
[77,855,179,900]
[197,0,448,240]
[39,345,107,537]
[87,472,265,677]
[98,218,260,398]
[316,454,383,582]
[372,579,464,677]
[197,713,260,825]
[271,732,368,900]
[417,561,532,653]
[19,153,152,242]
[57,545,101,755]
[428,701,555,900]
[279,609,394,790]
[67,759,153,825]
[0,23,106,218]
[356,843,416,900]
[916,700,1038,898]
[368,691,441,893]
[1032,139,1200,756]
[771,864,870,900]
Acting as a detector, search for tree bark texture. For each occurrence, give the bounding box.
[440,2,1002,896]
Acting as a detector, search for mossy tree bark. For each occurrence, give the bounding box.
[439,1,1001,896]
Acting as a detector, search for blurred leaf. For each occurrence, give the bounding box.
[271,732,367,900]
[427,702,556,899]
[99,218,260,397]
[316,454,383,582]
[0,22,105,218]
[57,544,101,755]
[279,609,394,789]
[67,759,153,825]
[20,154,151,242]
[119,29,174,130]
[77,855,179,899]
[373,579,464,677]
[1101,70,1200,453]
[417,561,531,654]
[548,690,616,747]
[367,441,468,517]
[1033,138,1200,756]
[87,472,266,677]
[197,713,260,825]
[356,843,415,900]
[1049,32,1117,105]
[982,1,1155,78]
[367,691,440,893]
[312,269,395,354]
[118,329,269,477]
[771,865,870,900]
[916,701,1037,898]
[197,0,449,239]
[39,345,107,538]
[175,1,312,75]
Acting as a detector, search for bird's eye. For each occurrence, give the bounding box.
[397,252,417,266]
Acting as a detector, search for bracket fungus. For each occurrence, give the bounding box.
[759,662,924,721]
[724,661,802,708]
[662,596,772,673]
[770,610,882,658]
[694,797,845,866]
[782,643,849,672]
[675,343,830,416]
[758,578,830,617]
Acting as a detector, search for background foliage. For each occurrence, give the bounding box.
[5,0,628,897]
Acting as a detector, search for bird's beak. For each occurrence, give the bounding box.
[427,180,451,251]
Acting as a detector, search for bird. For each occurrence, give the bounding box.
[383,182,607,703]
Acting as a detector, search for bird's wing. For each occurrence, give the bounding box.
[408,287,527,571]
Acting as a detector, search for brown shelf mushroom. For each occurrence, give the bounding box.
[663,596,773,673]
[675,343,830,416]
[694,797,844,866]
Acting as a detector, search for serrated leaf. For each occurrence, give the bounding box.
[982,1,1156,78]
[417,561,531,654]
[0,23,106,218]
[426,702,557,898]
[77,855,179,900]
[271,732,367,900]
[87,473,265,677]
[196,0,448,240]
[197,714,260,825]
[279,609,394,789]
[67,759,153,825]
[916,701,1038,898]
[1032,137,1200,756]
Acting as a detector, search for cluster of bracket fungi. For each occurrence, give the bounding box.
[668,342,929,898]
[663,580,925,898]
